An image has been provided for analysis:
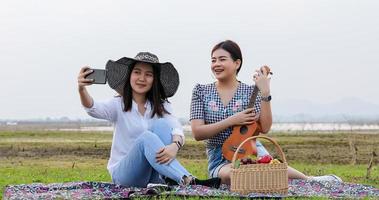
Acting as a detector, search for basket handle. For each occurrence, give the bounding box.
[231,136,287,168]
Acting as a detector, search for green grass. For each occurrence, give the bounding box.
[0,163,109,187]
[290,162,378,188]
[1,130,379,199]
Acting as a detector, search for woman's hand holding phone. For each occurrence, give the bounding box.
[78,66,95,108]
[78,66,95,89]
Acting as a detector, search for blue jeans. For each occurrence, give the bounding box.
[206,141,270,178]
[111,119,190,187]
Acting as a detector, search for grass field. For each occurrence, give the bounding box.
[1,130,378,199]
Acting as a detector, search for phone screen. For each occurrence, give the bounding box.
[85,69,107,84]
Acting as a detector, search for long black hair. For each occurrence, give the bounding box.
[122,62,169,118]
[212,40,243,74]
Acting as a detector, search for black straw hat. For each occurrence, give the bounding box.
[106,52,179,97]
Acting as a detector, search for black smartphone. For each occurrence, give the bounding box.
[85,69,107,84]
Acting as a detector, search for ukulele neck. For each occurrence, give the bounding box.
[248,86,260,108]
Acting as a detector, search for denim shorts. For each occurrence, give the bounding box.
[206,140,270,178]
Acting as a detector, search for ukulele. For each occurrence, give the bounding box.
[222,66,272,161]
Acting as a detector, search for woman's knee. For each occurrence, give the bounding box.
[150,118,172,145]
[138,130,159,143]
[218,164,232,185]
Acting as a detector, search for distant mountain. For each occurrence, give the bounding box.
[274,97,379,122]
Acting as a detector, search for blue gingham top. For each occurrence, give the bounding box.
[190,82,262,148]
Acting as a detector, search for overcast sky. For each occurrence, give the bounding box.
[0,0,378,120]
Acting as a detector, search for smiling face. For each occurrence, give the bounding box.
[130,62,154,97]
[211,48,241,81]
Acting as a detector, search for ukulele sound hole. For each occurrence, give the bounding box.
[240,125,248,135]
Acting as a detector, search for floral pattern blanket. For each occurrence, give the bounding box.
[3,179,379,199]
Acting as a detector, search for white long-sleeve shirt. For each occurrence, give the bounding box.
[84,97,184,175]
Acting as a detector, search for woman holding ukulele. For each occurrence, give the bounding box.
[190,40,342,185]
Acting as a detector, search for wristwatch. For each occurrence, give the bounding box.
[173,141,182,150]
[261,95,272,102]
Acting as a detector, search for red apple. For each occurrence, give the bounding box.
[257,155,273,164]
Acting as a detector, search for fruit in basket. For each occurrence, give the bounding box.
[269,159,281,164]
[250,159,257,164]
[257,155,273,164]
[240,157,257,165]
[234,159,241,168]
[248,154,257,160]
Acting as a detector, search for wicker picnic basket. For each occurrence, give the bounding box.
[230,136,288,195]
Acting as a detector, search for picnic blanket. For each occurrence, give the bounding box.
[3,179,379,199]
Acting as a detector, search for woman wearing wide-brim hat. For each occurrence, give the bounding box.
[77,52,221,188]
